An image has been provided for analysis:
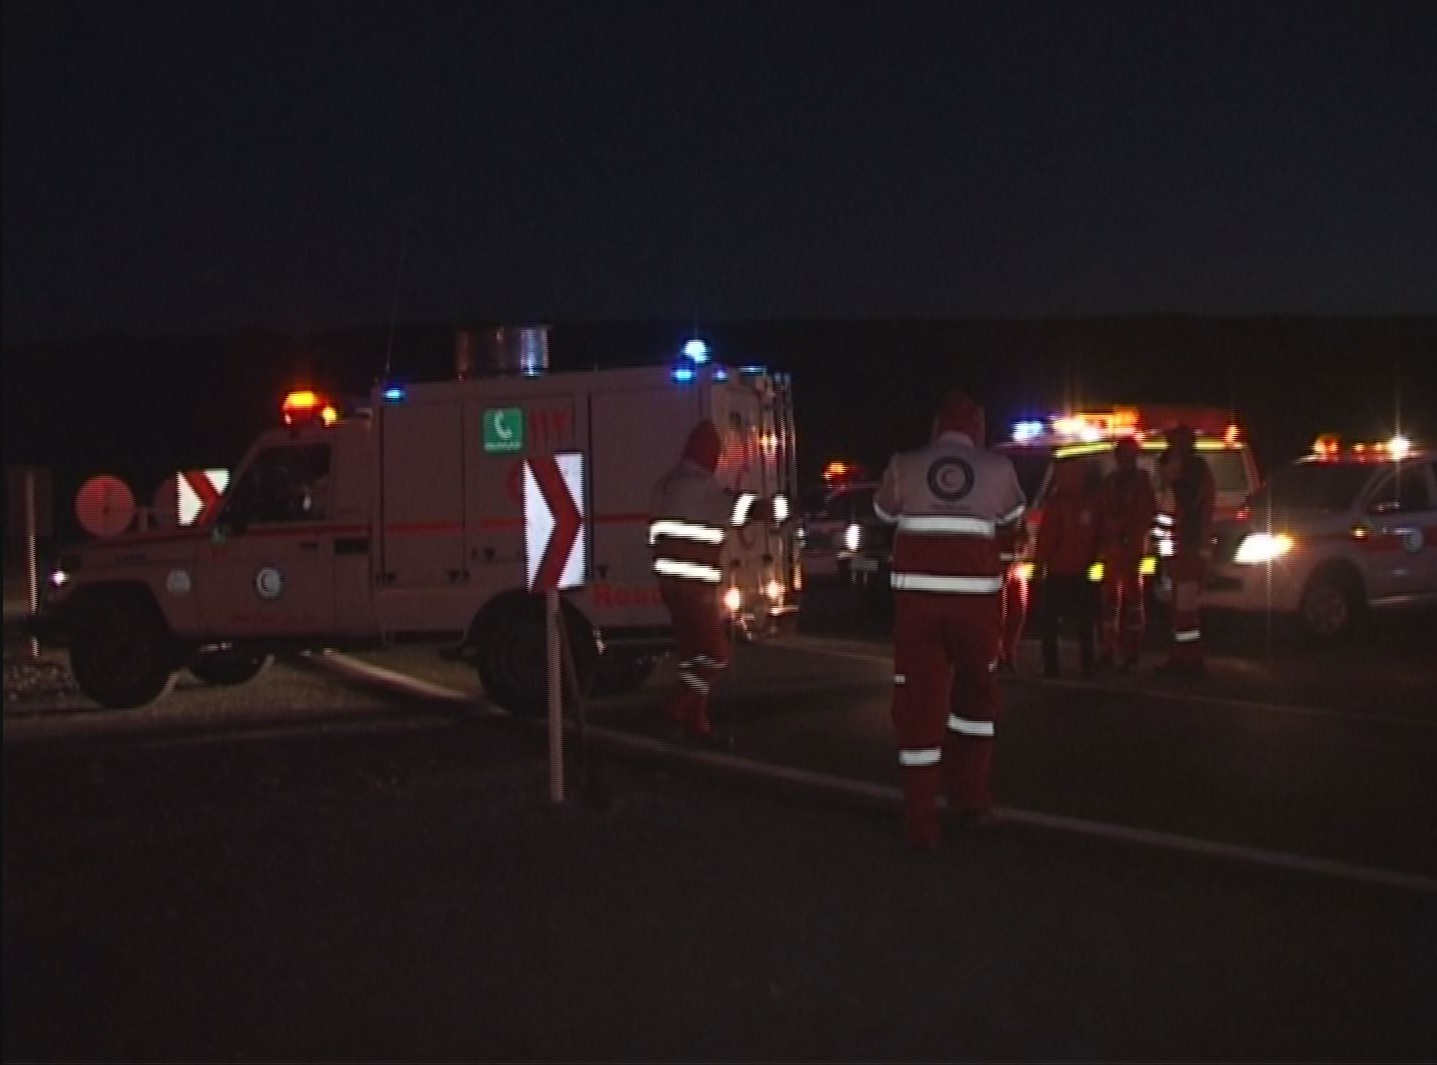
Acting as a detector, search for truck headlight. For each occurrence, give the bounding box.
[843,523,861,552]
[723,586,743,613]
[1233,532,1295,565]
[764,578,783,602]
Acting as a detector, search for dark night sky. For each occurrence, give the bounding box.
[5,1,1436,345]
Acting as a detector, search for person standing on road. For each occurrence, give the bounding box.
[1156,424,1215,676]
[873,391,1027,850]
[1033,460,1100,678]
[648,419,782,744]
[1095,436,1157,671]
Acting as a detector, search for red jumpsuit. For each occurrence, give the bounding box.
[1161,452,1215,672]
[1033,463,1099,677]
[874,407,1027,849]
[649,421,768,738]
[1095,464,1157,665]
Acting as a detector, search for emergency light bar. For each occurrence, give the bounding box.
[282,390,339,427]
[1311,433,1415,461]
[822,460,865,484]
[1011,406,1241,446]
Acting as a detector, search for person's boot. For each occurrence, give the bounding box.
[944,739,997,830]
[661,689,696,743]
[1041,636,1060,678]
[902,766,942,851]
[685,704,737,750]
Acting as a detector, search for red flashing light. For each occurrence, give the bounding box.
[282,390,338,427]
[823,460,862,484]
[1311,433,1416,462]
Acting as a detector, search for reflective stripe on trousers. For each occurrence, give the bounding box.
[891,572,1004,594]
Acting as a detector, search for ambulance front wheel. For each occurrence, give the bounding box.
[68,589,179,710]
[472,594,599,716]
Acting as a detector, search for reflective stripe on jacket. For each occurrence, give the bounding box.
[648,460,753,584]
[873,430,1027,594]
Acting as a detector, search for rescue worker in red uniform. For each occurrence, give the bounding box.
[648,420,781,743]
[1156,424,1215,676]
[1033,460,1099,678]
[1095,436,1157,671]
[873,391,1027,850]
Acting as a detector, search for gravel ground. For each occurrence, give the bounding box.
[3,643,84,710]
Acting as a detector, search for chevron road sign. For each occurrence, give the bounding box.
[523,453,586,592]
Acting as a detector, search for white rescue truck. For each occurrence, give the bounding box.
[34,334,801,712]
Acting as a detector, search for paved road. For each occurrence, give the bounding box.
[6,605,1436,1059]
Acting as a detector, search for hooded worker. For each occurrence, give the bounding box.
[648,420,784,742]
[872,390,1027,850]
[1033,458,1100,677]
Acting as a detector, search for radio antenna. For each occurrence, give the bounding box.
[383,220,410,381]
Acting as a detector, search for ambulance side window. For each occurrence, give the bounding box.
[225,444,332,527]
[1366,468,1432,516]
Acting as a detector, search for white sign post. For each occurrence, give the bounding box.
[522,452,587,805]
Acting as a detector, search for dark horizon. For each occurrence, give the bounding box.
[5,313,1433,550]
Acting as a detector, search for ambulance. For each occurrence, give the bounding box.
[994,406,1262,612]
[32,331,801,712]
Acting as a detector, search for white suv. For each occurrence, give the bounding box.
[1204,438,1437,639]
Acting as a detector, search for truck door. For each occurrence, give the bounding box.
[1362,463,1437,601]
[378,399,466,589]
[199,442,339,637]
[588,385,700,600]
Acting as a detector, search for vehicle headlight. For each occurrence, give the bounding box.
[764,578,783,602]
[723,586,743,613]
[843,523,861,552]
[772,494,789,524]
[1233,532,1295,565]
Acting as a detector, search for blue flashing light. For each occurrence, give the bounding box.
[672,363,696,384]
[712,366,729,382]
[682,338,710,363]
[1011,419,1044,443]
[382,385,407,402]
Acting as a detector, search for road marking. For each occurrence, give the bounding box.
[314,653,1437,895]
[768,637,1437,730]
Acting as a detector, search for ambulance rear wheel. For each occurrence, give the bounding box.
[474,595,598,716]
[69,591,178,710]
